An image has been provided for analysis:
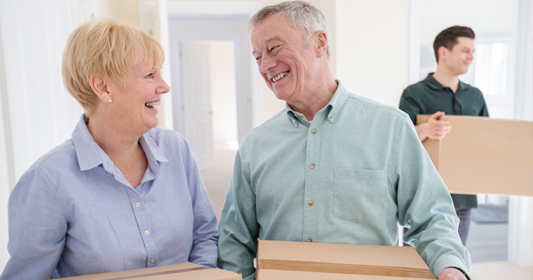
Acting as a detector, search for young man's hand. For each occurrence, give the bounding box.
[438,267,468,280]
[415,111,452,141]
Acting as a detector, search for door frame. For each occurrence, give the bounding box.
[166,1,263,142]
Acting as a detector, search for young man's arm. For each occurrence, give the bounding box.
[415,111,452,142]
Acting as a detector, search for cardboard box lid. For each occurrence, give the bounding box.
[256,240,435,279]
[417,115,533,196]
[58,262,241,280]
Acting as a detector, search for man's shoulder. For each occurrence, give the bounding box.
[345,92,411,120]
[240,109,286,143]
[459,81,483,94]
[402,79,431,97]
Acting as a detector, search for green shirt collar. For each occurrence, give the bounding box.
[424,73,465,92]
[285,81,349,128]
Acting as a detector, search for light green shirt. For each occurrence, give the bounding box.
[218,82,471,279]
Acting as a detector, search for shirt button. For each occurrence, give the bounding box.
[150,258,156,264]
[307,238,313,242]
[329,117,334,121]
[135,202,141,208]
[311,129,317,134]
[293,113,298,118]
[144,230,151,236]
[294,121,297,125]
[308,200,314,206]
[309,163,315,169]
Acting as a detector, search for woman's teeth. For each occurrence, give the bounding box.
[272,71,289,83]
[145,101,160,107]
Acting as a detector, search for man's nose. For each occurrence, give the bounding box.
[260,54,276,74]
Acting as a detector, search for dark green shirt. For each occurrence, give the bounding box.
[399,73,489,210]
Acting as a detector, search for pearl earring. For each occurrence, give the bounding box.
[108,99,112,103]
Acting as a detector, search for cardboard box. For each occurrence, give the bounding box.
[256,240,436,279]
[58,262,241,280]
[417,115,533,196]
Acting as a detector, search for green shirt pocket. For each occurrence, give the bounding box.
[333,168,387,223]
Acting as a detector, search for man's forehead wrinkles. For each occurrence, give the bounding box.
[252,35,284,54]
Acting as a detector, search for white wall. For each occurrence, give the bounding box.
[420,0,519,46]
[336,0,411,107]
[0,33,11,271]
[419,0,520,120]
[209,41,238,142]
[0,92,10,273]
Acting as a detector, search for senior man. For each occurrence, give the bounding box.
[217,2,471,280]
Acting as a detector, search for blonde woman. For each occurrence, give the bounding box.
[1,18,218,279]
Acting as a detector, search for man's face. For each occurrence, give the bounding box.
[442,37,475,76]
[251,14,317,103]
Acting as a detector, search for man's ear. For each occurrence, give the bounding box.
[438,46,448,62]
[314,30,328,58]
[89,74,112,103]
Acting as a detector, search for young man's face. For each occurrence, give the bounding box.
[442,37,475,76]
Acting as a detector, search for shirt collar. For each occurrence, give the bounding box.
[425,72,464,92]
[139,131,169,173]
[72,115,168,173]
[425,73,446,90]
[285,80,349,128]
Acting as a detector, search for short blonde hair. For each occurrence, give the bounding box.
[62,17,164,116]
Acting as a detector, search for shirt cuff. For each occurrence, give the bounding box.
[449,266,471,280]
[432,255,470,280]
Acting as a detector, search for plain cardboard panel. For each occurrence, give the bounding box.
[256,240,436,279]
[417,115,533,196]
[58,262,241,280]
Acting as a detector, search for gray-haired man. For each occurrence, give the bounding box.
[217,2,471,280]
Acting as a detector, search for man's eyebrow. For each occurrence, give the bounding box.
[252,36,283,55]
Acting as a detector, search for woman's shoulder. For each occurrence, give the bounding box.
[32,139,77,171]
[14,139,78,192]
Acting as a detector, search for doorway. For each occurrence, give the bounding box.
[176,39,239,170]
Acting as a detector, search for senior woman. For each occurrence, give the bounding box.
[0,18,218,279]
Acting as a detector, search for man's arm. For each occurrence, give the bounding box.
[218,149,259,280]
[398,89,452,142]
[394,115,471,279]
[415,111,452,142]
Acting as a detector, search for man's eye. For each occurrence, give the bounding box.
[269,46,279,52]
[255,56,261,61]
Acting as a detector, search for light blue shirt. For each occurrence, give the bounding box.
[218,82,471,279]
[1,116,218,279]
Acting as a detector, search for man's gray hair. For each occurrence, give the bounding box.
[249,1,330,59]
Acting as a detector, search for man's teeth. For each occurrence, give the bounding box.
[145,101,160,107]
[271,71,289,83]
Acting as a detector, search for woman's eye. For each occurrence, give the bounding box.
[146,73,154,79]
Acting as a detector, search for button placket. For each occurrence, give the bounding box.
[302,114,323,244]
[126,189,158,268]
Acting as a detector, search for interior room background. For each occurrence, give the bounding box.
[0,0,531,274]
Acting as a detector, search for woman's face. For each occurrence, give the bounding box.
[107,55,169,134]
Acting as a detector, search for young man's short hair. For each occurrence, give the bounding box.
[433,26,475,63]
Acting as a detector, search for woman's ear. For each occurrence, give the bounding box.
[89,74,113,103]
